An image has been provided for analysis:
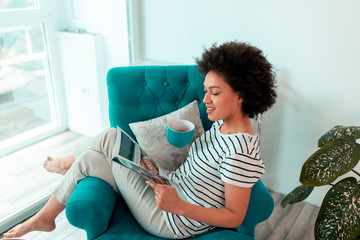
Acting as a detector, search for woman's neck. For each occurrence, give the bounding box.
[220,115,255,135]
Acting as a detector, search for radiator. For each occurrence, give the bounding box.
[57,30,107,137]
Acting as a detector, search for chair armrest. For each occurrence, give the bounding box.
[65,177,117,240]
[236,180,274,237]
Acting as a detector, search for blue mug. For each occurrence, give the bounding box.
[166,119,195,148]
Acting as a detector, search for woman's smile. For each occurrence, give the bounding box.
[206,106,216,114]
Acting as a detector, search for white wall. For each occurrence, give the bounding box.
[57,0,130,68]
[49,0,131,132]
[132,0,360,206]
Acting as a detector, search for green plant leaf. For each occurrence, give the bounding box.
[281,184,314,208]
[300,137,360,186]
[318,125,360,147]
[315,177,360,240]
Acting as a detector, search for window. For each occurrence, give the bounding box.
[0,0,62,155]
[0,0,66,233]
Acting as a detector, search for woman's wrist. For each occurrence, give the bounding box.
[176,199,193,216]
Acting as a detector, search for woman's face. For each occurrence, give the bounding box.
[203,71,243,122]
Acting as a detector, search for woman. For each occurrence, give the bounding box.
[4,41,276,239]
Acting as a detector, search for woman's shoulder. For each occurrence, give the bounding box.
[224,132,260,156]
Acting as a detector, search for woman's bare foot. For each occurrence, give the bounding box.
[43,155,74,175]
[3,215,56,238]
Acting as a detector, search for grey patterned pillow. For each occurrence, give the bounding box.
[129,101,204,172]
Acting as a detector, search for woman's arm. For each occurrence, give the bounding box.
[147,181,251,228]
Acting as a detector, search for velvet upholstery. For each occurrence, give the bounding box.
[65,65,274,239]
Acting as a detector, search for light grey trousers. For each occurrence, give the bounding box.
[53,128,175,239]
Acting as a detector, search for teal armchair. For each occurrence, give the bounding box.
[65,65,274,240]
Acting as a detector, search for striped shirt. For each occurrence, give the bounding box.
[164,120,265,238]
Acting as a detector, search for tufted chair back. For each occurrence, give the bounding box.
[107,65,213,140]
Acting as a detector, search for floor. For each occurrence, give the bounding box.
[255,190,318,240]
[0,131,89,220]
[0,131,319,240]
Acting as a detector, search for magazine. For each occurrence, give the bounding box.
[112,127,170,185]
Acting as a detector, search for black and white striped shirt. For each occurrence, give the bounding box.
[164,120,265,238]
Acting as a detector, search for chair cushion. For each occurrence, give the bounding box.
[96,197,254,240]
[129,100,204,171]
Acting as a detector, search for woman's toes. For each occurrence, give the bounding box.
[4,218,56,238]
[43,156,64,175]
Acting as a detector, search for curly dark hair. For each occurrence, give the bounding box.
[196,41,277,118]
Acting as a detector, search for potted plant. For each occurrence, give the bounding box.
[281,125,360,240]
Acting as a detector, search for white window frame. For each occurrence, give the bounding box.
[0,0,67,157]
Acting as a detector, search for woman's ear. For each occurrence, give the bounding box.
[237,92,244,104]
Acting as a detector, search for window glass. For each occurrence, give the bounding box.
[1,29,29,59]
[0,25,45,60]
[0,0,38,11]
[0,24,55,142]
[29,26,44,54]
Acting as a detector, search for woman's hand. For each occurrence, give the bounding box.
[146,181,185,215]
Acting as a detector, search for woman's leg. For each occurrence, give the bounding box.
[4,196,64,238]
[44,128,117,175]
[54,149,119,205]
[53,128,119,205]
[112,163,176,238]
[4,128,119,237]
